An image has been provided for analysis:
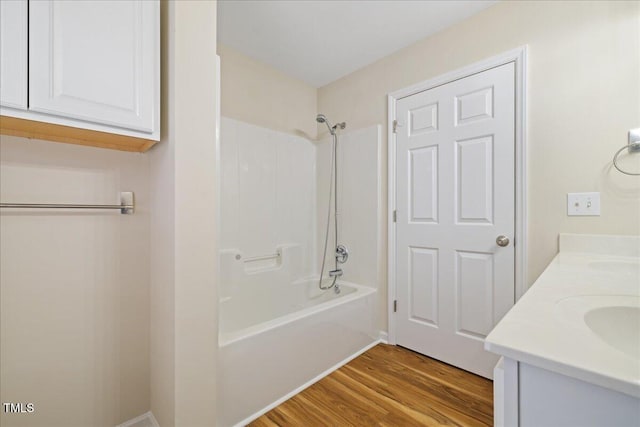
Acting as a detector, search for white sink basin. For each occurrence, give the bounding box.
[585,305,640,360]
[555,295,640,360]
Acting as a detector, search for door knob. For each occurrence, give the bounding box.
[496,235,510,247]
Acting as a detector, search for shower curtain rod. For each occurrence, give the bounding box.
[0,192,135,215]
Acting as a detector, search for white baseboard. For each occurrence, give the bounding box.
[148,413,160,427]
[117,411,159,427]
[235,339,382,427]
[379,331,389,344]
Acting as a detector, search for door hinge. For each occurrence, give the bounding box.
[392,119,398,133]
[393,210,397,222]
[393,300,397,313]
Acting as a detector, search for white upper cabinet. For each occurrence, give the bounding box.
[0,0,159,143]
[0,0,28,110]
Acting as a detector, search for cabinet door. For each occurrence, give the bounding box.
[0,0,28,110]
[28,0,158,135]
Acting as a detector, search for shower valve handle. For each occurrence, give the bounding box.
[336,245,349,264]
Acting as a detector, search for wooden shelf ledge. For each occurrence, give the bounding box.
[0,115,157,153]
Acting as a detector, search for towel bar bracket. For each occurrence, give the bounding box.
[120,192,135,214]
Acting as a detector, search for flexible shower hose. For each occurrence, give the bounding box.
[318,132,338,291]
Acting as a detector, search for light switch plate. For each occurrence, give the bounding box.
[567,192,600,216]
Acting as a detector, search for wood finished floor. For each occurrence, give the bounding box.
[249,344,493,427]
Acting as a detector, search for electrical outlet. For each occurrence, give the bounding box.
[567,192,600,216]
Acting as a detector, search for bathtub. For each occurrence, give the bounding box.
[218,278,377,426]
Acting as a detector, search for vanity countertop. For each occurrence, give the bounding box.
[485,233,640,398]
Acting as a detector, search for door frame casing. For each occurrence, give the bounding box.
[387,46,528,345]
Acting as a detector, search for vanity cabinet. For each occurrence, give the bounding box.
[494,357,640,427]
[0,0,159,152]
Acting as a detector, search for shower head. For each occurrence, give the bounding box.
[316,113,335,135]
[317,114,347,135]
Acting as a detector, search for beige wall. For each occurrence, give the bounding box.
[148,2,175,424]
[0,138,150,427]
[150,1,219,426]
[317,0,640,331]
[173,1,218,425]
[218,43,318,139]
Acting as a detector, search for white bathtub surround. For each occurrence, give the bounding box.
[220,116,317,294]
[218,119,381,426]
[220,118,382,298]
[219,280,377,426]
[486,233,640,425]
[316,124,383,298]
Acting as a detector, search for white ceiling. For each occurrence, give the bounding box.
[217,0,498,88]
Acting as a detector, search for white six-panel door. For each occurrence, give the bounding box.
[395,62,515,378]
